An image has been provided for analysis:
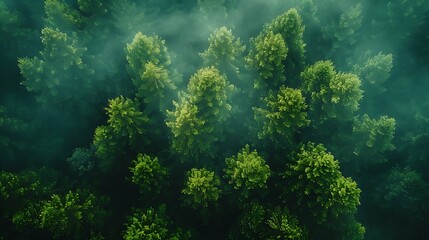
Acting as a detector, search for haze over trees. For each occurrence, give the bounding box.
[1,0,429,239]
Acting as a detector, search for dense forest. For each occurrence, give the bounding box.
[1,0,428,239]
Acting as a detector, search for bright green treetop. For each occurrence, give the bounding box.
[200,26,245,74]
[254,86,309,142]
[224,145,271,197]
[301,61,362,124]
[105,96,147,140]
[284,143,361,223]
[265,8,306,76]
[247,31,288,90]
[129,153,168,194]
[182,168,221,209]
[123,206,191,240]
[353,114,396,160]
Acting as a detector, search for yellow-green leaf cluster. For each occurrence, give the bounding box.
[182,168,221,208]
[224,145,271,196]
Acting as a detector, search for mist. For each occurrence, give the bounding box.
[1,0,428,239]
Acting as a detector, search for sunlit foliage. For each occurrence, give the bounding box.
[224,145,270,197]
[182,168,221,209]
[254,86,309,143]
[301,61,362,124]
[283,143,361,223]
[247,31,287,90]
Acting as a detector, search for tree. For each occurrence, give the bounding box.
[254,86,309,144]
[266,207,308,240]
[264,8,306,80]
[166,67,233,162]
[123,206,191,240]
[125,32,176,112]
[224,145,271,198]
[200,26,245,77]
[129,153,168,194]
[352,114,396,162]
[188,67,233,121]
[166,97,210,161]
[0,169,55,218]
[376,166,429,215]
[283,143,361,223]
[37,190,107,239]
[301,61,362,125]
[18,27,86,105]
[93,125,123,171]
[182,168,221,209]
[93,96,147,171]
[105,96,147,140]
[322,4,362,61]
[43,0,83,31]
[247,31,288,91]
[353,52,393,96]
[66,147,96,176]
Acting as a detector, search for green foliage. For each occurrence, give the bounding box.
[126,32,171,76]
[77,0,105,15]
[0,170,53,216]
[322,4,362,49]
[66,147,95,176]
[18,27,86,104]
[377,167,429,213]
[247,31,288,90]
[264,8,306,76]
[200,26,245,74]
[224,145,271,197]
[283,143,361,223]
[166,97,211,161]
[254,86,309,142]
[126,32,175,110]
[188,66,233,121]
[301,61,362,124]
[44,0,84,30]
[93,125,123,170]
[182,168,221,209]
[167,67,233,161]
[129,153,168,194]
[266,207,308,240]
[123,206,191,240]
[353,52,393,92]
[353,114,396,160]
[234,202,266,239]
[105,96,148,139]
[38,190,107,239]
